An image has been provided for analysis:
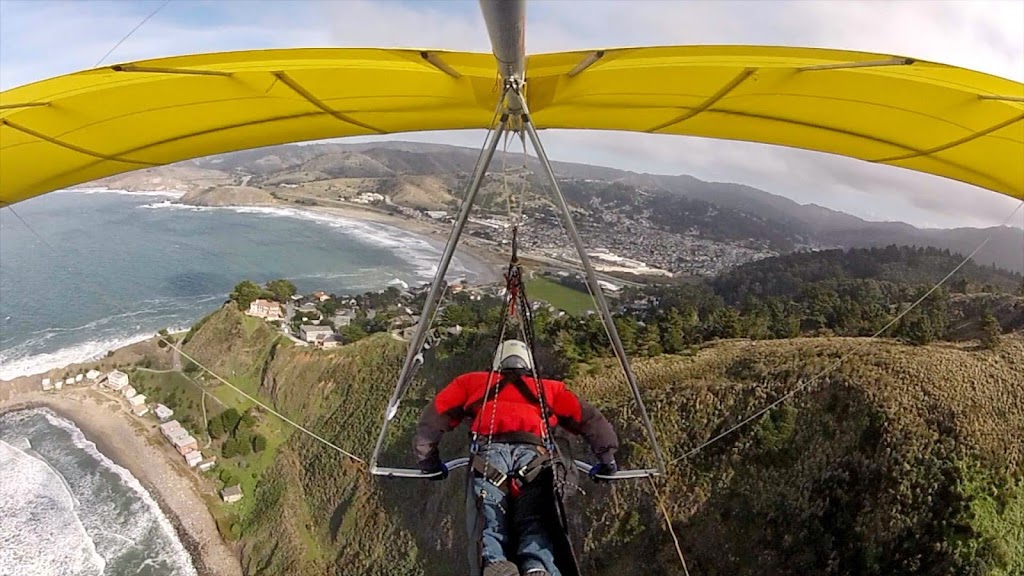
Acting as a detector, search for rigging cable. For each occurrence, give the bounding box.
[647,476,691,576]
[670,199,1024,466]
[94,0,172,67]
[3,204,366,464]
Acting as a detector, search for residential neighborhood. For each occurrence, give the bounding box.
[39,368,217,483]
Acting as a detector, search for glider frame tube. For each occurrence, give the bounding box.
[374,457,657,481]
[514,88,668,476]
[369,114,508,476]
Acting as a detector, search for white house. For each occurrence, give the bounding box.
[54,379,64,391]
[63,377,74,388]
[300,325,334,343]
[41,378,52,391]
[106,370,129,391]
[128,394,146,407]
[131,404,149,417]
[86,369,102,381]
[247,299,284,320]
[220,485,243,503]
[184,450,203,468]
[154,404,174,422]
[172,435,198,455]
[121,386,137,399]
[198,457,217,472]
[159,420,183,440]
[317,334,343,349]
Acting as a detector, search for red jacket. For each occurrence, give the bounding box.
[413,370,619,472]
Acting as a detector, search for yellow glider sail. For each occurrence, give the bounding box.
[1,45,1022,206]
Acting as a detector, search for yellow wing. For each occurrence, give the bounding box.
[2,45,1021,206]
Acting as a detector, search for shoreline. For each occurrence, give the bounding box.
[0,388,242,576]
[274,199,509,282]
[0,195,505,385]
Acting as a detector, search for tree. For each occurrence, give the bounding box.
[230,280,263,310]
[209,415,227,439]
[215,408,241,437]
[980,311,1001,349]
[265,279,297,303]
[222,438,239,458]
[640,322,663,356]
[252,434,268,453]
[662,309,687,354]
[340,323,368,343]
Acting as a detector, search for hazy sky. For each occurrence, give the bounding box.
[1,0,1022,229]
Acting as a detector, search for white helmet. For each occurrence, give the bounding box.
[492,339,534,372]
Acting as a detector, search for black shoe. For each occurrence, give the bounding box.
[482,560,519,576]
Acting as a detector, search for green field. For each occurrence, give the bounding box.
[526,275,594,316]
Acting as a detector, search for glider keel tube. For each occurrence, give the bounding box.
[369,116,508,473]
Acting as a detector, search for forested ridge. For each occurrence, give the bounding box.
[166,246,1024,575]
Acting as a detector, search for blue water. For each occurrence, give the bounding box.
[0,409,197,576]
[0,189,484,380]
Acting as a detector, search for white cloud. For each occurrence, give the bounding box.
[1,0,1021,229]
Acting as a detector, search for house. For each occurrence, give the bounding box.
[425,210,447,220]
[247,299,284,320]
[41,378,52,391]
[131,404,149,417]
[317,334,343,349]
[63,377,74,388]
[75,374,84,384]
[332,310,357,327]
[198,457,217,472]
[220,485,244,503]
[106,370,129,391]
[184,450,203,468]
[55,379,64,391]
[300,325,333,343]
[313,291,331,302]
[86,369,102,381]
[154,404,174,422]
[159,420,183,440]
[172,435,198,455]
[128,394,146,407]
[121,386,137,399]
[389,315,416,329]
[166,427,190,443]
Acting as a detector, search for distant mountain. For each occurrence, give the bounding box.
[95,141,1022,272]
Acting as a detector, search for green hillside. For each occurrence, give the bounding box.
[170,304,1024,576]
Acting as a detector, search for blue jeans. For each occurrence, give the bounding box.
[467,442,560,575]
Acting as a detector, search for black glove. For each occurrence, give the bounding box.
[588,460,617,482]
[421,460,449,481]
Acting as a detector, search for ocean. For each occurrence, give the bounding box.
[0,189,484,381]
[0,408,196,576]
[0,189,487,574]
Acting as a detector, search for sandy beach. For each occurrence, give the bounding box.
[0,385,243,576]
[275,198,511,281]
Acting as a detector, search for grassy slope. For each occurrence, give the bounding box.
[181,306,1024,575]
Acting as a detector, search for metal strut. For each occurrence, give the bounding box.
[369,112,508,475]
[370,79,667,480]
[509,86,668,476]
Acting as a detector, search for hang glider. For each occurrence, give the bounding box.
[1,45,1022,206]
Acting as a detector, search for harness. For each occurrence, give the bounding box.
[468,371,555,498]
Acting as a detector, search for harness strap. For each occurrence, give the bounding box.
[470,451,553,497]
